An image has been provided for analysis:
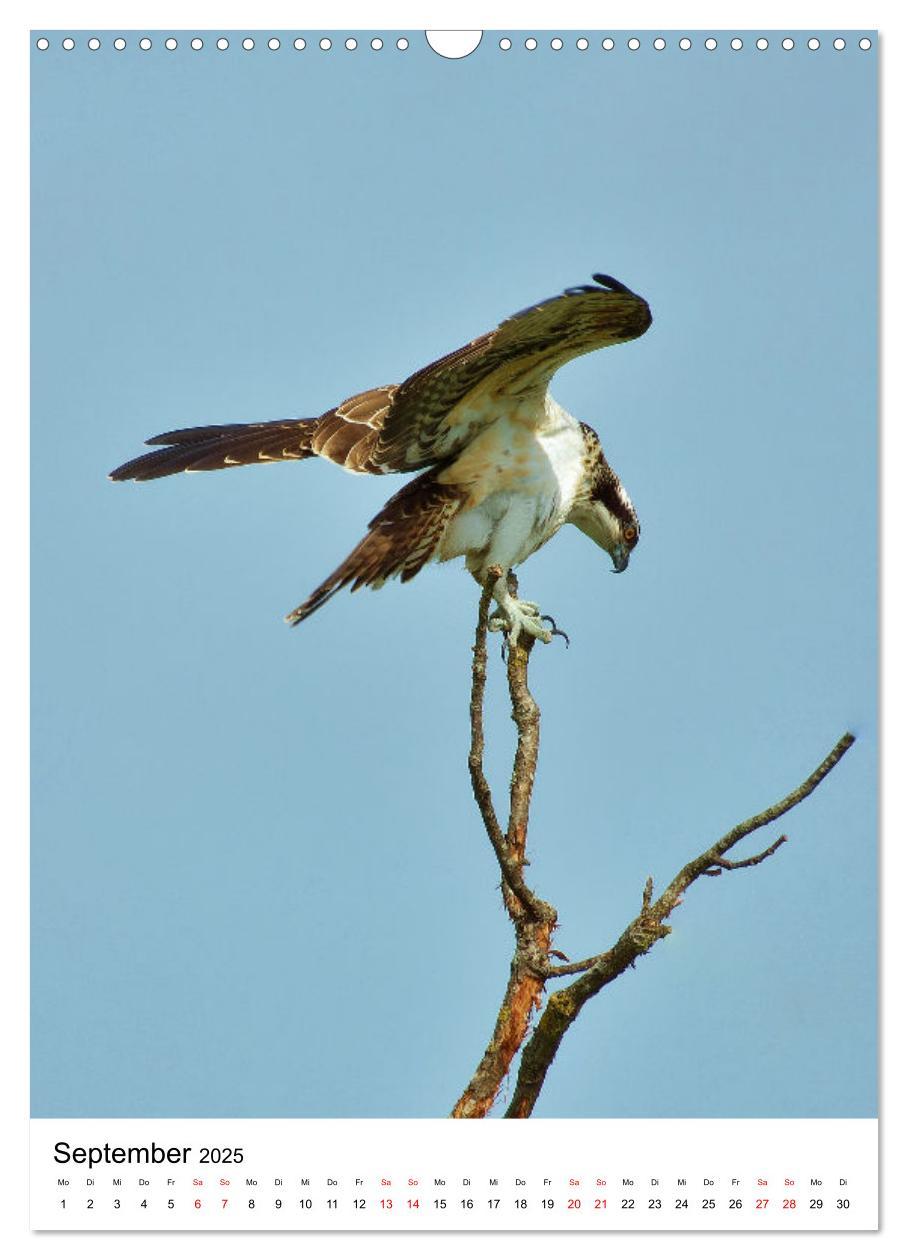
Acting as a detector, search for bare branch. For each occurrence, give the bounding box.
[544,956,600,978]
[465,568,548,918]
[503,733,855,1118]
[704,834,788,875]
[652,734,855,917]
[452,574,557,1118]
[466,568,507,856]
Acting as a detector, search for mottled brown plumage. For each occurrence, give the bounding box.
[283,471,465,625]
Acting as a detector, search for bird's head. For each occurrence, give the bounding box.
[569,426,640,573]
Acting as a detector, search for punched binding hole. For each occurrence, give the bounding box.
[425,31,480,58]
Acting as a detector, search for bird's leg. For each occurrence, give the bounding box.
[487,571,554,646]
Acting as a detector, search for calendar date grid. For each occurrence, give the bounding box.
[51,1170,858,1221]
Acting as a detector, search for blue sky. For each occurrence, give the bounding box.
[31,31,877,1118]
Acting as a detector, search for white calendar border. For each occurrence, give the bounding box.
[29,1117,879,1233]
[6,0,904,1254]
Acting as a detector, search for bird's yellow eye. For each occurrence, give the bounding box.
[623,524,638,544]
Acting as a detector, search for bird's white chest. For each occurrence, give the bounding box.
[535,420,588,509]
[437,403,587,570]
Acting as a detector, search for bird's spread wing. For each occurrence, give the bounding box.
[284,470,465,625]
[368,273,652,471]
[109,275,650,483]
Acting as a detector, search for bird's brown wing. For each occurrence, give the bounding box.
[284,470,465,625]
[367,273,652,471]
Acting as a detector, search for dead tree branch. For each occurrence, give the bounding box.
[452,579,855,1119]
[451,570,557,1118]
[503,731,854,1118]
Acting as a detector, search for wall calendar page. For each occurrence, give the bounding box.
[29,18,879,1238]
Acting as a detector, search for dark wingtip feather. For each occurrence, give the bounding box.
[591,273,633,294]
[284,588,334,626]
[562,273,635,299]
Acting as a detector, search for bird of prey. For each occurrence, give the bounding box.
[110,274,652,644]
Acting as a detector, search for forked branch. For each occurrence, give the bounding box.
[451,570,557,1118]
[452,577,855,1119]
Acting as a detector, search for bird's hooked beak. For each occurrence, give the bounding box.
[610,542,630,574]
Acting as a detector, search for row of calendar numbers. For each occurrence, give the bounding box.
[58,1194,854,1213]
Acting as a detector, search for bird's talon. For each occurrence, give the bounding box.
[540,615,570,647]
[489,590,572,649]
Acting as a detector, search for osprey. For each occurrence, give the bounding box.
[110,274,652,644]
